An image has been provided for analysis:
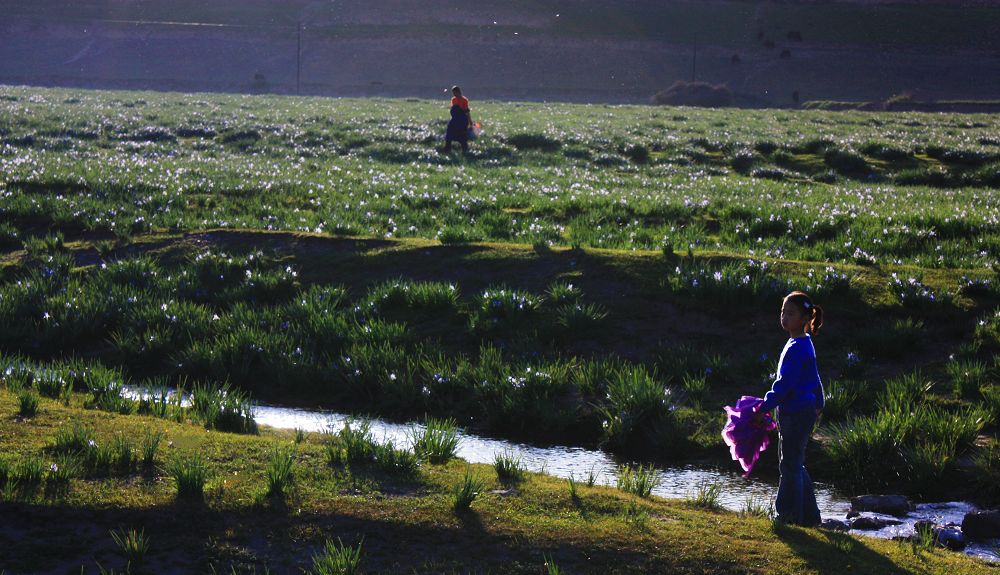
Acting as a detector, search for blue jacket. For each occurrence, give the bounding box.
[760,334,824,414]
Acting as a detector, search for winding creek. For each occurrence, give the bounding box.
[253,404,1000,562]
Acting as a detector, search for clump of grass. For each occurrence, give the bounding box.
[681,373,710,409]
[553,303,608,334]
[1,364,34,393]
[493,449,526,485]
[469,286,542,335]
[15,456,46,486]
[823,411,904,489]
[169,453,211,501]
[327,420,375,465]
[53,421,95,454]
[190,382,257,434]
[438,226,475,245]
[22,231,65,255]
[912,522,937,556]
[947,359,989,398]
[370,439,419,475]
[452,469,485,513]
[0,221,20,249]
[46,457,78,493]
[546,281,582,305]
[902,441,953,496]
[740,494,772,518]
[507,132,561,152]
[113,433,136,472]
[890,273,942,308]
[822,379,862,422]
[88,378,135,415]
[824,147,870,174]
[294,428,306,444]
[265,446,296,499]
[543,553,563,575]
[83,440,116,474]
[567,474,580,502]
[971,443,1000,499]
[368,282,459,311]
[824,399,985,492]
[137,388,172,419]
[877,370,933,413]
[17,390,39,417]
[326,421,418,475]
[308,538,363,575]
[600,367,676,453]
[411,417,460,464]
[35,371,70,400]
[983,386,1000,427]
[407,281,460,311]
[110,527,150,568]
[615,464,661,498]
[687,482,724,510]
[140,429,163,469]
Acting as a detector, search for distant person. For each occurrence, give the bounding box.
[752,291,825,526]
[443,85,472,154]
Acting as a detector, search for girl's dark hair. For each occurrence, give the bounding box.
[785,291,823,334]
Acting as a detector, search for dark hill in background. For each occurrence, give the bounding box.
[2,0,999,105]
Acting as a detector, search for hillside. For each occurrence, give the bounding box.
[2,1,1000,104]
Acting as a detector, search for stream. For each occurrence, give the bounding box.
[253,404,999,562]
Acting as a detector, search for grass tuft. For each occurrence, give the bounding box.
[190,382,258,434]
[308,538,363,575]
[411,417,460,464]
[169,452,211,501]
[110,527,150,568]
[543,553,563,575]
[493,449,526,485]
[740,494,773,518]
[615,464,661,498]
[687,481,724,510]
[53,421,95,453]
[452,468,485,513]
[265,446,296,499]
[17,390,39,418]
[140,429,163,469]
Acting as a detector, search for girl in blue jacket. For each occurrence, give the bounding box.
[754,291,825,526]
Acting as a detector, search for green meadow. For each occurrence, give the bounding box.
[1,85,999,572]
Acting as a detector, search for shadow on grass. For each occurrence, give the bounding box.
[0,499,653,574]
[774,524,907,575]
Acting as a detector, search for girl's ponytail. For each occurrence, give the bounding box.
[784,291,823,335]
[809,304,823,335]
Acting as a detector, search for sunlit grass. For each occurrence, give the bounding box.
[411,417,460,464]
[615,464,661,498]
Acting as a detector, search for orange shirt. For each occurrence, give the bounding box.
[451,96,470,111]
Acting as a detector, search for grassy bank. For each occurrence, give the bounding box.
[0,387,993,574]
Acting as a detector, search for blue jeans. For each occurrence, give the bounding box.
[775,408,821,526]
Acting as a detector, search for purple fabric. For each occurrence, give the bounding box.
[722,395,777,477]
